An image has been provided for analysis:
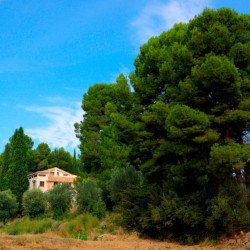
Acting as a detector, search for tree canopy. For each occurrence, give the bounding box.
[76,8,250,242]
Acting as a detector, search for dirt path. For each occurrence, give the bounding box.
[0,233,249,250]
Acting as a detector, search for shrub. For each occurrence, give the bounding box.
[58,214,100,238]
[107,166,142,202]
[22,189,47,218]
[3,217,54,235]
[0,190,18,223]
[47,183,71,218]
[76,180,106,218]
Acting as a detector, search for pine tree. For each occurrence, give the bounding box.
[77,8,250,241]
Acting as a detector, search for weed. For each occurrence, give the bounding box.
[71,233,88,240]
[57,213,100,237]
[3,217,54,235]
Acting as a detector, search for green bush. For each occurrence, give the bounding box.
[205,182,250,235]
[3,217,54,235]
[22,189,47,218]
[1,213,114,239]
[58,214,100,237]
[0,190,18,223]
[76,180,106,218]
[47,183,71,218]
[107,166,142,202]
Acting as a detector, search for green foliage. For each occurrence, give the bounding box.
[0,144,11,191]
[76,180,106,218]
[2,214,102,239]
[26,143,77,173]
[22,189,47,218]
[49,148,74,172]
[6,128,30,210]
[210,143,250,168]
[3,217,54,235]
[58,214,100,238]
[76,7,250,242]
[47,184,72,218]
[0,190,18,224]
[27,143,51,172]
[205,181,250,235]
[115,184,150,233]
[107,166,142,202]
[75,74,134,173]
[165,105,210,140]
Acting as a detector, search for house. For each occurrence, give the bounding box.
[28,167,77,192]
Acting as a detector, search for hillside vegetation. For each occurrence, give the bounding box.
[0,7,250,244]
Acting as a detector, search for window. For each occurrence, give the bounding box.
[40,181,44,187]
[57,172,59,176]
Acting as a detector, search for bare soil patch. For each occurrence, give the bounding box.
[0,232,249,250]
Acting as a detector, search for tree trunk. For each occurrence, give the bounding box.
[235,169,243,186]
[244,162,250,189]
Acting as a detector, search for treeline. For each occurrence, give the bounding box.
[27,143,79,174]
[0,127,80,210]
[75,8,250,242]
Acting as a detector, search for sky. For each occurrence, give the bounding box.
[0,0,249,154]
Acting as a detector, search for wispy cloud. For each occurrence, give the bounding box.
[109,64,131,83]
[132,0,212,44]
[23,102,83,150]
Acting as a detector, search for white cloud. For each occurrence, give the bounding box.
[110,64,131,83]
[24,102,83,150]
[132,0,212,44]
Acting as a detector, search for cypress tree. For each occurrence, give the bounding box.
[0,143,11,191]
[72,149,78,174]
[6,127,29,209]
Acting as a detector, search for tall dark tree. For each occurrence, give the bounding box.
[75,74,134,173]
[131,8,250,240]
[6,128,29,208]
[0,144,11,191]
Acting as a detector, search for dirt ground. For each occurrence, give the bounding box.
[0,232,250,250]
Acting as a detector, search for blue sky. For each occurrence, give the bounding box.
[0,0,249,153]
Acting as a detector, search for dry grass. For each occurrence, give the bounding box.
[1,214,250,249]
[0,232,249,250]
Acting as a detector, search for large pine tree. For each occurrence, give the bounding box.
[77,8,250,241]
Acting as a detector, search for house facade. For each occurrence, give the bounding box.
[28,167,77,192]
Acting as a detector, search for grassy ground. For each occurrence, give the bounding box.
[0,214,250,249]
[0,232,249,250]
[0,233,240,250]
[0,213,118,240]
